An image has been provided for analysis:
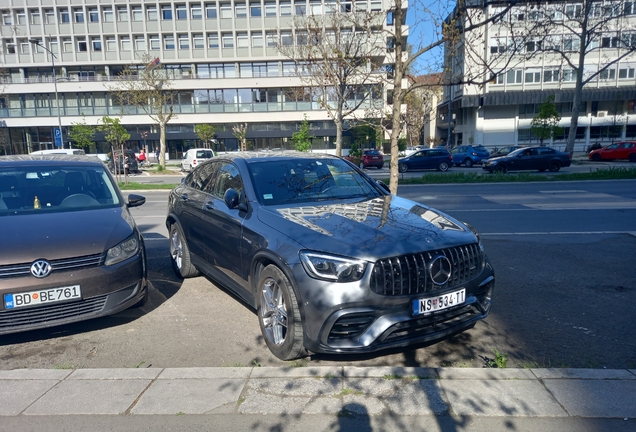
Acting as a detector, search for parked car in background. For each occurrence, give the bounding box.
[398,148,453,172]
[450,145,490,167]
[347,149,384,169]
[108,149,139,174]
[483,146,572,173]
[181,148,215,172]
[30,149,86,156]
[588,141,636,162]
[489,146,526,158]
[166,152,495,360]
[0,155,147,335]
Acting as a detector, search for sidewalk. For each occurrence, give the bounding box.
[1,367,635,419]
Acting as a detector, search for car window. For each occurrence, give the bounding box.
[537,148,555,155]
[185,162,217,191]
[364,150,380,155]
[606,143,620,149]
[211,162,243,199]
[625,143,635,148]
[474,146,487,152]
[413,151,427,158]
[248,157,382,205]
[0,165,119,214]
[196,150,213,158]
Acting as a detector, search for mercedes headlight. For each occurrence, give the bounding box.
[105,234,139,266]
[463,222,482,247]
[299,251,367,282]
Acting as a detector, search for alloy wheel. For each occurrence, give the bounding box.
[260,278,288,346]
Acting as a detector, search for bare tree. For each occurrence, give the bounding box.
[277,5,386,156]
[108,55,175,168]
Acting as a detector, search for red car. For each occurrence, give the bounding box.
[347,149,384,169]
[589,141,636,162]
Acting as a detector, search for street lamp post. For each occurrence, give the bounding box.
[29,37,64,149]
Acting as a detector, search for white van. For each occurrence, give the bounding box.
[30,149,86,156]
[181,148,214,171]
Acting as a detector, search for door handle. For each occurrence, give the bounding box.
[181,193,188,201]
[205,201,215,210]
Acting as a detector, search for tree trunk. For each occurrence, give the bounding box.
[388,5,406,196]
[160,122,167,168]
[334,109,344,156]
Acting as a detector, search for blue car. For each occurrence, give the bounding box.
[451,145,490,167]
[398,148,453,172]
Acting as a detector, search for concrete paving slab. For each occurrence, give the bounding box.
[157,367,251,380]
[246,377,341,397]
[532,368,636,380]
[238,390,311,415]
[341,395,386,415]
[68,368,161,380]
[0,380,59,416]
[385,379,449,415]
[302,396,344,415]
[344,366,438,379]
[249,366,342,379]
[131,379,246,414]
[342,377,401,395]
[542,379,636,418]
[438,368,535,380]
[0,369,71,380]
[24,379,150,415]
[441,379,568,417]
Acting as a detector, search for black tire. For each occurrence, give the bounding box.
[548,161,561,172]
[169,223,199,278]
[257,265,307,360]
[377,164,384,169]
[591,153,601,161]
[398,163,408,173]
[454,163,462,167]
[629,153,636,162]
[463,159,473,168]
[437,161,450,172]
[359,162,365,170]
[494,164,507,173]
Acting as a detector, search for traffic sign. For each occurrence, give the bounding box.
[54,128,63,147]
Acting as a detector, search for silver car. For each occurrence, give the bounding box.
[167,152,495,360]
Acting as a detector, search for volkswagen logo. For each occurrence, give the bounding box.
[31,260,52,278]
[428,256,452,285]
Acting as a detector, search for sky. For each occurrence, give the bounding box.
[405,0,454,75]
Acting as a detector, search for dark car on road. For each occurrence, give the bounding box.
[108,149,140,174]
[489,145,526,158]
[482,146,572,173]
[451,145,490,167]
[166,152,495,360]
[398,148,453,172]
[0,155,147,335]
[588,141,636,162]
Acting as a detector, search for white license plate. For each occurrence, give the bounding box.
[412,288,465,316]
[4,285,81,309]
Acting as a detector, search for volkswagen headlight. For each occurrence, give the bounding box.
[105,234,139,266]
[299,251,367,282]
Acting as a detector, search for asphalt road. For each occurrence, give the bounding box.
[1,181,635,370]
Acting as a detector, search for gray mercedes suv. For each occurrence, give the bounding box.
[166,152,495,360]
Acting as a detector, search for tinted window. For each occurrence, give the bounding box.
[185,162,217,190]
[248,157,382,206]
[364,150,381,155]
[211,162,243,199]
[196,150,213,158]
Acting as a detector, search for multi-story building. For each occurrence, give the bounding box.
[438,0,636,151]
[0,0,396,156]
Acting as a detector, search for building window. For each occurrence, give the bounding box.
[103,7,114,22]
[208,33,219,48]
[619,67,635,79]
[20,41,30,54]
[162,6,173,20]
[178,34,189,49]
[543,69,560,82]
[265,2,277,16]
[266,31,277,47]
[120,36,131,51]
[164,35,175,49]
[73,8,84,23]
[251,2,262,16]
[294,0,307,15]
[44,9,54,24]
[5,42,16,54]
[309,0,322,15]
[236,3,247,18]
[132,6,143,21]
[370,0,382,11]
[237,32,249,48]
[191,4,203,19]
[563,69,576,82]
[563,37,580,52]
[135,36,146,51]
[150,35,160,50]
[280,1,292,16]
[602,35,619,48]
[92,37,102,51]
[281,31,293,46]
[147,6,158,21]
[565,4,583,19]
[525,70,541,83]
[193,34,204,48]
[220,3,232,18]
[222,33,234,48]
[599,68,616,80]
[106,37,116,51]
[49,39,59,54]
[252,32,264,47]
[176,4,187,19]
[506,69,522,84]
[2,11,12,26]
[88,7,99,22]
[30,9,41,25]
[60,8,70,23]
[118,6,128,22]
[206,4,218,18]
[63,38,73,52]
[296,31,308,45]
[77,38,87,52]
